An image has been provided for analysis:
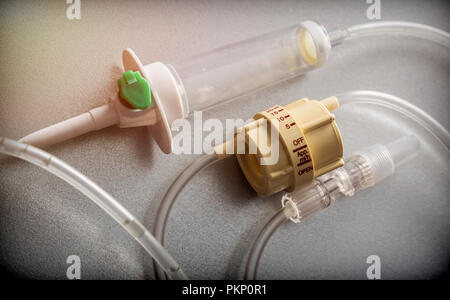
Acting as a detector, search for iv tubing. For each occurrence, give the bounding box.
[0,137,187,280]
[153,154,219,280]
[152,90,449,280]
[330,21,450,48]
[243,208,289,280]
[337,90,450,151]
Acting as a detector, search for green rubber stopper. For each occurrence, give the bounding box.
[117,70,151,109]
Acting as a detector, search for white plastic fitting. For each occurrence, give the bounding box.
[122,50,186,153]
[18,103,119,149]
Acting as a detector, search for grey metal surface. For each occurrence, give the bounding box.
[0,0,449,279]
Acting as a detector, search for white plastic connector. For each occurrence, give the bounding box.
[122,49,185,154]
[18,103,119,149]
[281,194,301,223]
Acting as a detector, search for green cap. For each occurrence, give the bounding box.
[117,70,151,109]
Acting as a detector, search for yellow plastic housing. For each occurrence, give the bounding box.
[215,97,344,197]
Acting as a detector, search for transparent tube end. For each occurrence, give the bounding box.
[385,135,421,168]
[354,135,421,185]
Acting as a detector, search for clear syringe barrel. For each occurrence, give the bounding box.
[168,21,331,115]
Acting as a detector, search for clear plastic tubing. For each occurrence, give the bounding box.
[168,21,332,115]
[244,135,421,280]
[337,90,450,151]
[330,21,450,47]
[243,209,288,280]
[153,154,219,280]
[0,137,188,280]
[152,90,449,280]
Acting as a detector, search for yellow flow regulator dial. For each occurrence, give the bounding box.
[215,97,344,197]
